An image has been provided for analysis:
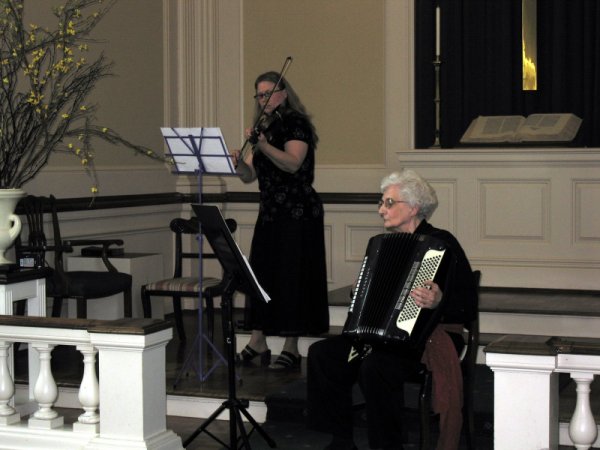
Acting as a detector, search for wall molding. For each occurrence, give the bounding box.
[398,147,600,168]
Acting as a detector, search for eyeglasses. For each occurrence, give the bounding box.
[253,89,283,100]
[378,198,408,208]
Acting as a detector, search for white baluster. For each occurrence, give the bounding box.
[28,343,63,429]
[73,344,99,433]
[569,372,598,450]
[0,341,19,425]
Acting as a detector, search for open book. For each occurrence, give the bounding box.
[460,113,582,144]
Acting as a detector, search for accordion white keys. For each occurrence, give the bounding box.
[342,232,450,348]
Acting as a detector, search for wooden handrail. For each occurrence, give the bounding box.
[15,191,382,214]
[0,315,171,335]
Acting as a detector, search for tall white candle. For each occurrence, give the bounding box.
[436,6,441,56]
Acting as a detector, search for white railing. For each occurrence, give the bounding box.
[0,315,183,450]
[485,335,600,450]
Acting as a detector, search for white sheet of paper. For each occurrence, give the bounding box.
[160,127,235,175]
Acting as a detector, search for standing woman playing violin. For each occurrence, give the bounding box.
[232,71,329,370]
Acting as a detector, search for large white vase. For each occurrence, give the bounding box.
[0,189,25,265]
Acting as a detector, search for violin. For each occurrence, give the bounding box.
[237,57,293,164]
[248,110,282,145]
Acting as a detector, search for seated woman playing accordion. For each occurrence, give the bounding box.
[306,169,478,450]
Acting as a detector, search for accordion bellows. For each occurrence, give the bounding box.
[342,232,450,348]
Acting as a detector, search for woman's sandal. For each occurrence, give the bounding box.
[238,345,271,366]
[269,351,302,371]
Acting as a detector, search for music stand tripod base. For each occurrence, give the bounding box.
[182,278,276,449]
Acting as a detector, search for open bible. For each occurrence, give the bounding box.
[460,113,582,144]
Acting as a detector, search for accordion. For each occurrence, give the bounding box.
[342,232,450,348]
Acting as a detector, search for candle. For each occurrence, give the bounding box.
[436,6,441,56]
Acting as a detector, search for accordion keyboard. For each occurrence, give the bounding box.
[395,248,446,334]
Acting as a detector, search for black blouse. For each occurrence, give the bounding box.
[252,109,323,223]
[414,220,478,325]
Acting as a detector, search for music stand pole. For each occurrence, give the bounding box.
[169,129,229,385]
[183,274,276,449]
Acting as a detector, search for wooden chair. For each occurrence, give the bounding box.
[140,217,236,342]
[417,269,481,450]
[16,195,132,318]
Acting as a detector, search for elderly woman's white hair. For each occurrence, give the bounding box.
[380,169,438,220]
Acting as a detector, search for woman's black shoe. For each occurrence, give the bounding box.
[268,351,301,371]
[238,345,271,366]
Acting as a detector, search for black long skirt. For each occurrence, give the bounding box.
[244,215,329,336]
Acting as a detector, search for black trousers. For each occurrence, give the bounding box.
[306,335,423,449]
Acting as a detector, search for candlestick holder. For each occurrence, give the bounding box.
[433,56,441,148]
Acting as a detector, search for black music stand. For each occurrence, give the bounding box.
[161,127,236,383]
[183,204,275,450]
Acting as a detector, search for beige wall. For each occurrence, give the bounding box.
[24,0,172,198]
[243,0,386,166]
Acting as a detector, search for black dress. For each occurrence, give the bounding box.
[244,108,329,337]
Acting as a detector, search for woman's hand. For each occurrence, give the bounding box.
[243,124,307,173]
[232,148,256,183]
[411,280,443,309]
[231,149,242,167]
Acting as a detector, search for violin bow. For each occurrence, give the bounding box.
[238,56,293,162]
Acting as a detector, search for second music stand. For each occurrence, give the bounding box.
[184,204,275,449]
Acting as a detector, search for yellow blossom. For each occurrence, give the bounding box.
[27,91,44,105]
[102,127,108,133]
[62,113,70,119]
[81,158,88,166]
[90,186,98,194]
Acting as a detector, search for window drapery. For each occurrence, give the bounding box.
[415,0,600,148]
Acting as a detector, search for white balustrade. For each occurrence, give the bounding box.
[486,335,600,450]
[0,341,19,425]
[569,373,597,449]
[74,344,100,433]
[29,343,63,429]
[0,316,183,450]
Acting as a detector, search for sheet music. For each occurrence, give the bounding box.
[160,127,236,175]
[223,218,270,302]
[240,251,271,303]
